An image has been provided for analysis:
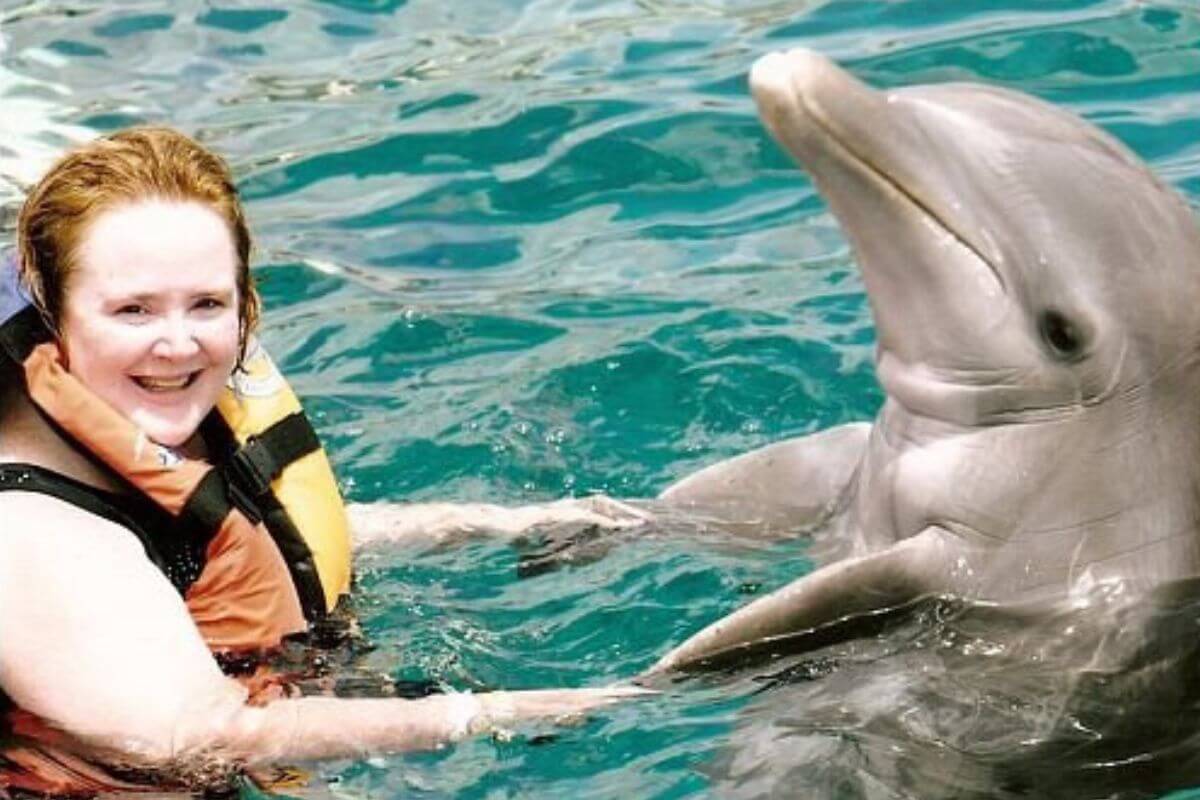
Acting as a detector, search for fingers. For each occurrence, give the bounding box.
[577,495,655,527]
[469,685,656,736]
[545,495,653,530]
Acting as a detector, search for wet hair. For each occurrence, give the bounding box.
[16,126,260,359]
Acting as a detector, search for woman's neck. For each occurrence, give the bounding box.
[0,387,127,493]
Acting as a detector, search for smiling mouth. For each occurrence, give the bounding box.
[133,372,201,392]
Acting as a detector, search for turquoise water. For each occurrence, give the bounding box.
[3,1,1200,797]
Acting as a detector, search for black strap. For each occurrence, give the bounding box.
[0,463,207,593]
[225,412,321,502]
[0,305,51,366]
[181,411,330,621]
[180,468,241,530]
[182,411,321,528]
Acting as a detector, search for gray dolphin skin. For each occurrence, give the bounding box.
[651,49,1200,674]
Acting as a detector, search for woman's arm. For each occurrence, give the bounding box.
[0,493,643,769]
[177,686,637,764]
[346,495,652,547]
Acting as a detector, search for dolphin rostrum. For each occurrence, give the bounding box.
[650,49,1200,674]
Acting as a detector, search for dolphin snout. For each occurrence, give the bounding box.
[749,48,869,109]
[748,49,827,131]
[749,48,883,162]
[749,48,837,102]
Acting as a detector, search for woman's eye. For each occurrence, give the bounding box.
[115,304,148,316]
[194,297,226,311]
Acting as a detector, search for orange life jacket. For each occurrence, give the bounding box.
[0,251,352,794]
[21,331,311,650]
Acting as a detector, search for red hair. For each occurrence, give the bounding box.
[17,126,260,357]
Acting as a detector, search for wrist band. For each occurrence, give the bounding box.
[444,691,483,741]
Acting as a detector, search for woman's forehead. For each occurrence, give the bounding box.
[73,199,238,291]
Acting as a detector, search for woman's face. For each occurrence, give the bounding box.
[61,199,241,448]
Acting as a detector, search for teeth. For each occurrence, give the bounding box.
[136,374,193,392]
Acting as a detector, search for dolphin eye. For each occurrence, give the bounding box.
[1038,309,1086,360]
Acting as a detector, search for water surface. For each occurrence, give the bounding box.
[2,1,1199,797]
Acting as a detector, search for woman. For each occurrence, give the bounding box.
[0,127,643,795]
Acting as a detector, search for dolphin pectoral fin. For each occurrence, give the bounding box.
[659,422,870,534]
[646,526,958,674]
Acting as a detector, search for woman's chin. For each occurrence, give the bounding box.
[130,411,204,451]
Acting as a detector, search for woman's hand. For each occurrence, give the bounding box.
[465,685,654,738]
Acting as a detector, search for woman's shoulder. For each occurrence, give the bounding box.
[0,473,148,557]
[0,482,172,636]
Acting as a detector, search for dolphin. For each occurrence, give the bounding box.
[650,49,1200,673]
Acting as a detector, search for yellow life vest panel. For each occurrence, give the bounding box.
[216,337,352,614]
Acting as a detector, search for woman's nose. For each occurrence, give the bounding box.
[150,314,201,359]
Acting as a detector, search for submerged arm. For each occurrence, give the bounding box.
[346,494,651,547]
[0,493,641,772]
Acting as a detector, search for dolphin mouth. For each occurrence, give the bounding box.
[798,98,1007,295]
[749,49,1006,297]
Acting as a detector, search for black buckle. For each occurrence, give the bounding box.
[227,436,276,497]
